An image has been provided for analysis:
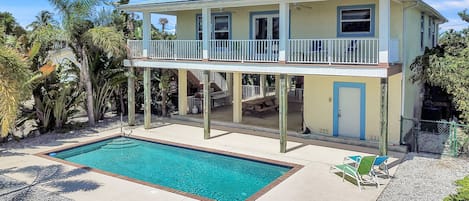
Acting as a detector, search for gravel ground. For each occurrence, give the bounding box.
[0,175,72,201]
[378,153,469,201]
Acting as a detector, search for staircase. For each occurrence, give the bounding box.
[48,47,80,67]
[189,70,228,92]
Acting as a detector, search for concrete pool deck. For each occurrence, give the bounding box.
[0,122,404,201]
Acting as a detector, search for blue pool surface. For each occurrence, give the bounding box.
[51,137,291,201]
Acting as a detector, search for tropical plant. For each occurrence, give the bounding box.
[410,10,469,123]
[49,0,126,126]
[27,11,58,31]
[445,175,469,201]
[33,61,83,132]
[0,12,26,38]
[0,47,33,137]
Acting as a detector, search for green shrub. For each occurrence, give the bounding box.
[445,175,469,201]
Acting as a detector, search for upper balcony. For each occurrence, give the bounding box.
[123,0,404,69]
[128,38,400,65]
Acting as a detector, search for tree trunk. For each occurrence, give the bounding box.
[81,49,96,126]
[161,69,167,117]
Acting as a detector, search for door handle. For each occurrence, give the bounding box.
[338,109,342,118]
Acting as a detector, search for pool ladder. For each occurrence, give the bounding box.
[120,113,133,137]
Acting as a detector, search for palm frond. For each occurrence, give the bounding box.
[84,27,125,58]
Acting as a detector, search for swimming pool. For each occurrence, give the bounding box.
[44,135,300,201]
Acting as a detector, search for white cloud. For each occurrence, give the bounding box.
[424,0,469,11]
[439,18,468,31]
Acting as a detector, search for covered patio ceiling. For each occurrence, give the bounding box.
[123,59,399,78]
[119,0,326,12]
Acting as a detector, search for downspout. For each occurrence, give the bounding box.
[400,0,419,144]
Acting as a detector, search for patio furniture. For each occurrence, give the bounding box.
[347,155,390,178]
[333,155,379,191]
[242,96,278,115]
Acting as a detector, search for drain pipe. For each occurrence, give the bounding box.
[400,0,419,144]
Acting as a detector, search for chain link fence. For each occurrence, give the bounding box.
[402,117,469,157]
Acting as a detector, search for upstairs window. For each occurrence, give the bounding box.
[196,14,230,40]
[428,17,432,42]
[420,13,425,50]
[337,5,375,37]
[431,19,436,47]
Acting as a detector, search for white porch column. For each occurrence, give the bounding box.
[178,69,188,115]
[202,8,211,60]
[260,74,266,97]
[203,70,211,139]
[226,73,233,103]
[279,2,290,63]
[379,0,391,64]
[142,11,151,58]
[233,72,243,123]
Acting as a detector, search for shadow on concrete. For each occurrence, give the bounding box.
[209,132,232,139]
[286,143,309,153]
[0,149,27,157]
[0,164,100,200]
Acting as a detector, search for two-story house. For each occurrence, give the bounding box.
[120,0,446,153]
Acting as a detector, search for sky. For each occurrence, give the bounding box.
[0,0,467,33]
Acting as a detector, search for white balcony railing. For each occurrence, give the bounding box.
[210,40,279,63]
[128,40,202,60]
[149,40,203,60]
[127,40,143,58]
[128,38,383,65]
[289,38,379,65]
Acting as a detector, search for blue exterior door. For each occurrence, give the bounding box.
[333,82,366,140]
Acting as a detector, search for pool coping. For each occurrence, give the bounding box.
[35,134,304,201]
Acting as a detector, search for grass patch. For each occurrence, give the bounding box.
[445,175,469,201]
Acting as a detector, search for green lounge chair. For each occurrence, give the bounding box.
[334,155,379,191]
[348,155,390,178]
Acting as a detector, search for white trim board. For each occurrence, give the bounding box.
[124,59,388,77]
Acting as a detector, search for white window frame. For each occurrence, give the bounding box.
[337,5,375,37]
[196,14,231,40]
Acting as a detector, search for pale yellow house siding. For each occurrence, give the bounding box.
[303,74,401,145]
[176,0,403,41]
[389,73,402,144]
[402,7,426,136]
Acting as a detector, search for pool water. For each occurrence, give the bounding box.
[51,137,291,201]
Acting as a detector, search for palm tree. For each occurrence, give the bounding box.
[48,0,125,126]
[159,17,168,33]
[27,11,58,31]
[0,47,32,137]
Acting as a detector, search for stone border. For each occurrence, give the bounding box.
[35,134,303,201]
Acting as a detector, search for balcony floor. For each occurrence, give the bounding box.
[124,59,402,78]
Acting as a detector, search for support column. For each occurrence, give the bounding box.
[226,72,233,104]
[260,74,266,97]
[178,69,188,115]
[142,11,152,129]
[203,70,211,139]
[279,74,288,153]
[379,0,391,64]
[127,67,135,126]
[142,11,151,57]
[144,68,152,129]
[202,8,211,60]
[233,72,242,123]
[380,78,389,155]
[279,2,290,63]
[275,74,280,98]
